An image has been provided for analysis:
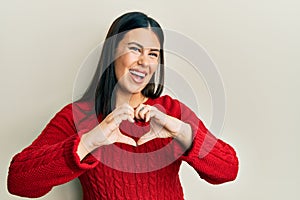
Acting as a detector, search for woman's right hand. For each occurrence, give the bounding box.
[77,103,136,160]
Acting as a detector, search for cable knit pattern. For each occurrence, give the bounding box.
[7,95,238,199]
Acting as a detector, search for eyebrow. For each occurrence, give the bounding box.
[127,42,160,52]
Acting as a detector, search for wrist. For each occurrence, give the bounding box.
[174,123,193,149]
[80,133,98,153]
[77,135,92,161]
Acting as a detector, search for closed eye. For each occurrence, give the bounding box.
[128,46,141,53]
[149,52,159,58]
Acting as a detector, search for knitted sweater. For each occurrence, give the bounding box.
[7,95,239,200]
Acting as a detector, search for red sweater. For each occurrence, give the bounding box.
[7,95,239,200]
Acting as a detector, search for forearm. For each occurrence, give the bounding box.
[174,100,238,184]
[8,135,97,197]
[180,123,239,184]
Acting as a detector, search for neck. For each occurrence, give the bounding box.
[115,88,146,108]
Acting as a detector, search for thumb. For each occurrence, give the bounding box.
[116,132,137,147]
[137,131,156,146]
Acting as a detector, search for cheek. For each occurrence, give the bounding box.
[114,54,137,80]
[114,59,121,80]
[117,53,136,67]
[149,63,159,75]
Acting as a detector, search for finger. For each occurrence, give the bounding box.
[115,107,134,120]
[134,104,145,120]
[109,104,134,120]
[137,132,156,146]
[120,105,135,122]
[138,105,151,121]
[127,115,135,123]
[145,108,151,122]
[113,113,135,126]
[118,103,135,112]
[107,106,134,124]
[105,113,114,123]
[116,132,137,146]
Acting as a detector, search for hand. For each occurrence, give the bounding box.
[135,104,193,148]
[78,103,137,159]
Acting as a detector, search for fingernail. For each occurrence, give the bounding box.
[129,117,134,123]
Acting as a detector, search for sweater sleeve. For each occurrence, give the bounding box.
[7,104,99,198]
[165,96,239,184]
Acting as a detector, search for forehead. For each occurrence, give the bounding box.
[119,28,161,49]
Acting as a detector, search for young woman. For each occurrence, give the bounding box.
[7,12,239,200]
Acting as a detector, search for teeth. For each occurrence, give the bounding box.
[129,70,146,78]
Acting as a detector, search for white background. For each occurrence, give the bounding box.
[1,0,299,199]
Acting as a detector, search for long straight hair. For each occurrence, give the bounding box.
[79,12,165,118]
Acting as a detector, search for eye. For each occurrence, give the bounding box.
[149,52,159,58]
[128,46,141,53]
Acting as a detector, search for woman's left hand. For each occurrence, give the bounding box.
[135,104,193,149]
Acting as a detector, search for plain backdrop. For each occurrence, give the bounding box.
[1,0,299,199]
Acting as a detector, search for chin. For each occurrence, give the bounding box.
[128,87,145,94]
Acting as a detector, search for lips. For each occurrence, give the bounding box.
[129,69,147,83]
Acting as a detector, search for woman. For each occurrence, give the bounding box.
[7,12,239,199]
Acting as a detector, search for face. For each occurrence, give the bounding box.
[114,28,161,94]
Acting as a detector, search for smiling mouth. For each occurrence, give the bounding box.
[129,69,147,83]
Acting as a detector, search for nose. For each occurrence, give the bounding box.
[137,53,150,67]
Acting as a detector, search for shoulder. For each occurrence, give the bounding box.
[50,101,97,132]
[51,101,94,124]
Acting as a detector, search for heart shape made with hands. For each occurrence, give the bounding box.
[116,104,178,146]
[97,102,187,150]
[81,102,189,155]
[80,103,191,158]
